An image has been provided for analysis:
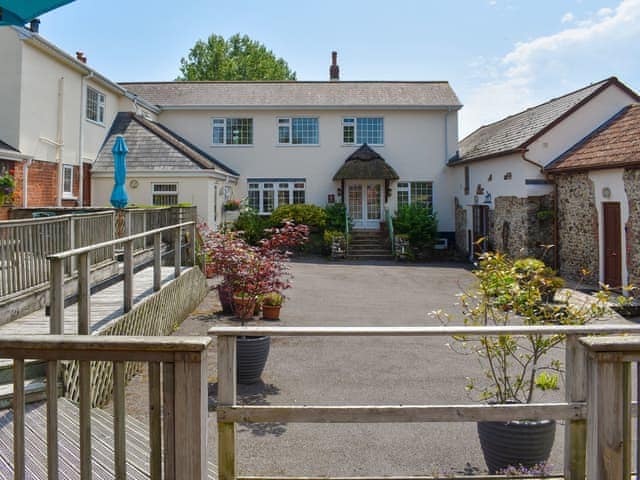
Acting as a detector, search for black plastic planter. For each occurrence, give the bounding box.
[477,419,556,474]
[236,336,270,384]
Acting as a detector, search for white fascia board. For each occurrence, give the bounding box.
[158,104,463,111]
[0,149,33,162]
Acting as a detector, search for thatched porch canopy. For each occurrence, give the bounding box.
[332,144,399,180]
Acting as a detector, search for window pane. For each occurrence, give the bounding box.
[262,190,274,213]
[292,118,318,144]
[397,190,409,208]
[213,127,224,144]
[226,118,252,145]
[293,190,305,204]
[63,167,73,193]
[356,117,384,144]
[152,184,178,206]
[278,126,290,143]
[248,190,260,211]
[86,88,98,122]
[97,93,105,123]
[278,190,290,206]
[343,125,355,144]
[411,182,432,208]
[152,194,178,206]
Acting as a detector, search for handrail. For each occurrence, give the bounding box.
[385,207,395,255]
[344,206,350,256]
[208,324,640,337]
[1,334,210,479]
[210,323,640,480]
[47,220,194,260]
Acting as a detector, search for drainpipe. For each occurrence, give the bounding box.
[22,158,33,208]
[78,72,94,207]
[56,77,65,206]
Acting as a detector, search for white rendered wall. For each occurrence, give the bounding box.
[0,28,22,149]
[589,168,630,289]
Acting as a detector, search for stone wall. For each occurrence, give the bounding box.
[624,168,640,288]
[454,197,467,255]
[491,195,553,260]
[556,173,599,284]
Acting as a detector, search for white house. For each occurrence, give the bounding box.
[120,77,462,236]
[449,77,639,261]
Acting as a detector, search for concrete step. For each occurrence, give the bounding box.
[348,248,392,255]
[346,254,395,261]
[0,359,47,384]
[349,241,388,247]
[0,378,49,410]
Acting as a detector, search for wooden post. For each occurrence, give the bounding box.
[154,232,162,291]
[163,362,176,479]
[77,252,90,335]
[47,359,59,480]
[123,240,133,313]
[174,226,181,279]
[586,354,630,479]
[13,358,25,480]
[79,359,92,479]
[149,362,162,479]
[217,335,237,480]
[173,351,208,479]
[190,222,197,267]
[564,335,587,479]
[113,361,126,479]
[49,257,65,335]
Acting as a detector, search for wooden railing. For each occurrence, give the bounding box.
[0,212,115,299]
[1,334,210,480]
[48,221,196,334]
[580,335,640,479]
[209,325,640,480]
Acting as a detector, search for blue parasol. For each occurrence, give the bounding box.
[0,1,76,26]
[110,136,128,209]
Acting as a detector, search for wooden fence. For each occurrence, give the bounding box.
[1,334,210,480]
[209,325,640,480]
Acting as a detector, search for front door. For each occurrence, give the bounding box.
[347,182,383,229]
[472,205,489,258]
[603,202,622,288]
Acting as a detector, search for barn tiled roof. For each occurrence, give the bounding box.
[333,144,399,180]
[545,104,640,173]
[452,77,639,165]
[119,81,462,109]
[93,112,238,175]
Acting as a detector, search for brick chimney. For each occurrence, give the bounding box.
[329,51,339,81]
[76,51,87,64]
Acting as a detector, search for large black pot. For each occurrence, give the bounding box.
[477,419,556,474]
[236,336,270,384]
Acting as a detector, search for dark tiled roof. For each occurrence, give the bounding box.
[453,77,639,165]
[0,139,18,152]
[119,81,462,109]
[333,144,399,180]
[93,112,238,176]
[545,104,640,173]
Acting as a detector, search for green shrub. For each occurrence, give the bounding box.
[324,203,348,232]
[323,230,345,247]
[233,210,270,245]
[393,204,438,253]
[270,204,326,229]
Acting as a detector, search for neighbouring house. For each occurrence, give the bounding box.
[120,56,462,237]
[92,112,238,227]
[449,77,639,260]
[0,24,158,217]
[545,104,640,290]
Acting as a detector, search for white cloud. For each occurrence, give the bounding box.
[561,12,575,23]
[598,7,614,16]
[460,0,640,136]
[489,0,497,6]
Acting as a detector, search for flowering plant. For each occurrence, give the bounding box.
[0,172,15,205]
[198,221,309,319]
[223,199,241,211]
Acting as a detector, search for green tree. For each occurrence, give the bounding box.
[178,33,296,81]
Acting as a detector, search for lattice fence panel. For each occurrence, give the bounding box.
[62,267,208,407]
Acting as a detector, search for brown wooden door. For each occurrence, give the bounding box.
[603,202,622,288]
[472,205,489,257]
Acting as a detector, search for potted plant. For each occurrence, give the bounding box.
[0,172,15,206]
[262,292,283,320]
[223,199,241,223]
[437,251,611,474]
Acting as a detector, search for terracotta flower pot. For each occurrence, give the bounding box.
[262,304,281,321]
[233,294,257,320]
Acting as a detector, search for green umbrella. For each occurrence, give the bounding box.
[0,1,76,26]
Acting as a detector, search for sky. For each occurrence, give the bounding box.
[35,0,640,137]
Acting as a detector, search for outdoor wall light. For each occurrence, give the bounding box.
[484,192,492,204]
[602,187,612,199]
[337,187,342,196]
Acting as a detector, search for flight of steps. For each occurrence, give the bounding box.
[347,229,394,261]
[0,359,58,410]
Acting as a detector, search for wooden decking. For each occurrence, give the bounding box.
[0,398,217,479]
[0,265,178,336]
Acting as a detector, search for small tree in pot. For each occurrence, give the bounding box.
[437,251,615,474]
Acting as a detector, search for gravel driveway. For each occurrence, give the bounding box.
[112,259,584,476]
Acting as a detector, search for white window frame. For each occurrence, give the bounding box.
[342,116,384,146]
[276,117,319,146]
[151,183,179,206]
[86,87,105,125]
[62,164,74,198]
[248,180,306,215]
[211,117,253,146]
[396,181,433,210]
